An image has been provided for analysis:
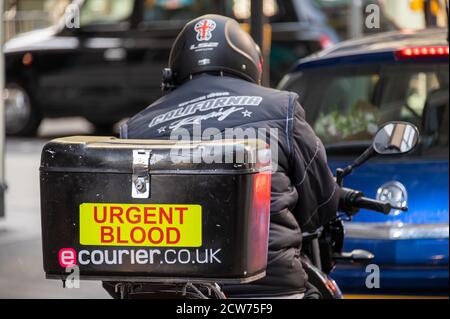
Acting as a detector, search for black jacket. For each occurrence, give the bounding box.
[121,74,340,297]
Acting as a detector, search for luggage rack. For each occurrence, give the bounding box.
[113,281,227,300]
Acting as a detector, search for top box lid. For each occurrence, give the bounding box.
[40,136,272,175]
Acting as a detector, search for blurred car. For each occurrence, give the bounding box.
[279,28,449,295]
[3,0,338,136]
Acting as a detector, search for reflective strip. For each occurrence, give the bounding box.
[345,223,449,240]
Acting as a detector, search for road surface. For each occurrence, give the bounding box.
[0,118,109,298]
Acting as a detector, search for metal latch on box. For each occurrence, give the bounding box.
[132,150,152,199]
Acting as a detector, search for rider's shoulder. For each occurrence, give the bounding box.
[232,77,299,103]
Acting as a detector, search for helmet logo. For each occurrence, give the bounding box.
[195,19,216,42]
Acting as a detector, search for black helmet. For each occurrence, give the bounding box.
[163,14,263,90]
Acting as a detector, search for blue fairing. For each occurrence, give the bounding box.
[329,159,449,225]
[332,263,449,293]
[329,158,449,292]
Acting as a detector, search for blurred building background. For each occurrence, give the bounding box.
[2,0,449,43]
[3,0,70,42]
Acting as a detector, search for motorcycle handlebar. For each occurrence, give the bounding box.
[339,188,392,216]
[353,197,391,215]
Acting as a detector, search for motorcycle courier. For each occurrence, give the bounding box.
[39,15,421,299]
[39,121,420,299]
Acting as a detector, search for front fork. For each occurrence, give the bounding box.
[302,218,374,299]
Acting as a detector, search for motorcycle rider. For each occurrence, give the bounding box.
[119,14,340,298]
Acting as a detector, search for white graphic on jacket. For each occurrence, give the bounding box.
[168,107,244,131]
[149,94,263,134]
[242,110,253,118]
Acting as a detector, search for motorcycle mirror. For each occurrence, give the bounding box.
[336,122,420,187]
[373,122,420,156]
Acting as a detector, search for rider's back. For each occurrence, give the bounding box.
[122,73,310,297]
[121,13,339,298]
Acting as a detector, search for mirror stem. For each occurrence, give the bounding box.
[351,146,376,170]
[336,147,376,187]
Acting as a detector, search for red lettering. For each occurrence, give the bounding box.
[144,207,157,224]
[100,226,114,244]
[110,206,124,224]
[148,227,164,245]
[116,227,128,244]
[95,206,193,246]
[166,227,181,245]
[175,207,188,224]
[126,207,141,224]
[130,227,146,244]
[159,207,173,224]
[93,206,107,224]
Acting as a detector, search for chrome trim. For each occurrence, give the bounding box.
[345,223,449,240]
[376,181,408,215]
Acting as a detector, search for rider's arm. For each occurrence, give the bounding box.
[289,99,340,233]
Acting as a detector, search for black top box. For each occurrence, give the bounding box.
[40,137,272,284]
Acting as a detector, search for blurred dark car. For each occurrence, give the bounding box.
[3,0,338,136]
[279,28,449,295]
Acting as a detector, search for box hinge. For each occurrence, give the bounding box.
[132,150,152,199]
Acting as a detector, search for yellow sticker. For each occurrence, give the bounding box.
[79,204,202,247]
